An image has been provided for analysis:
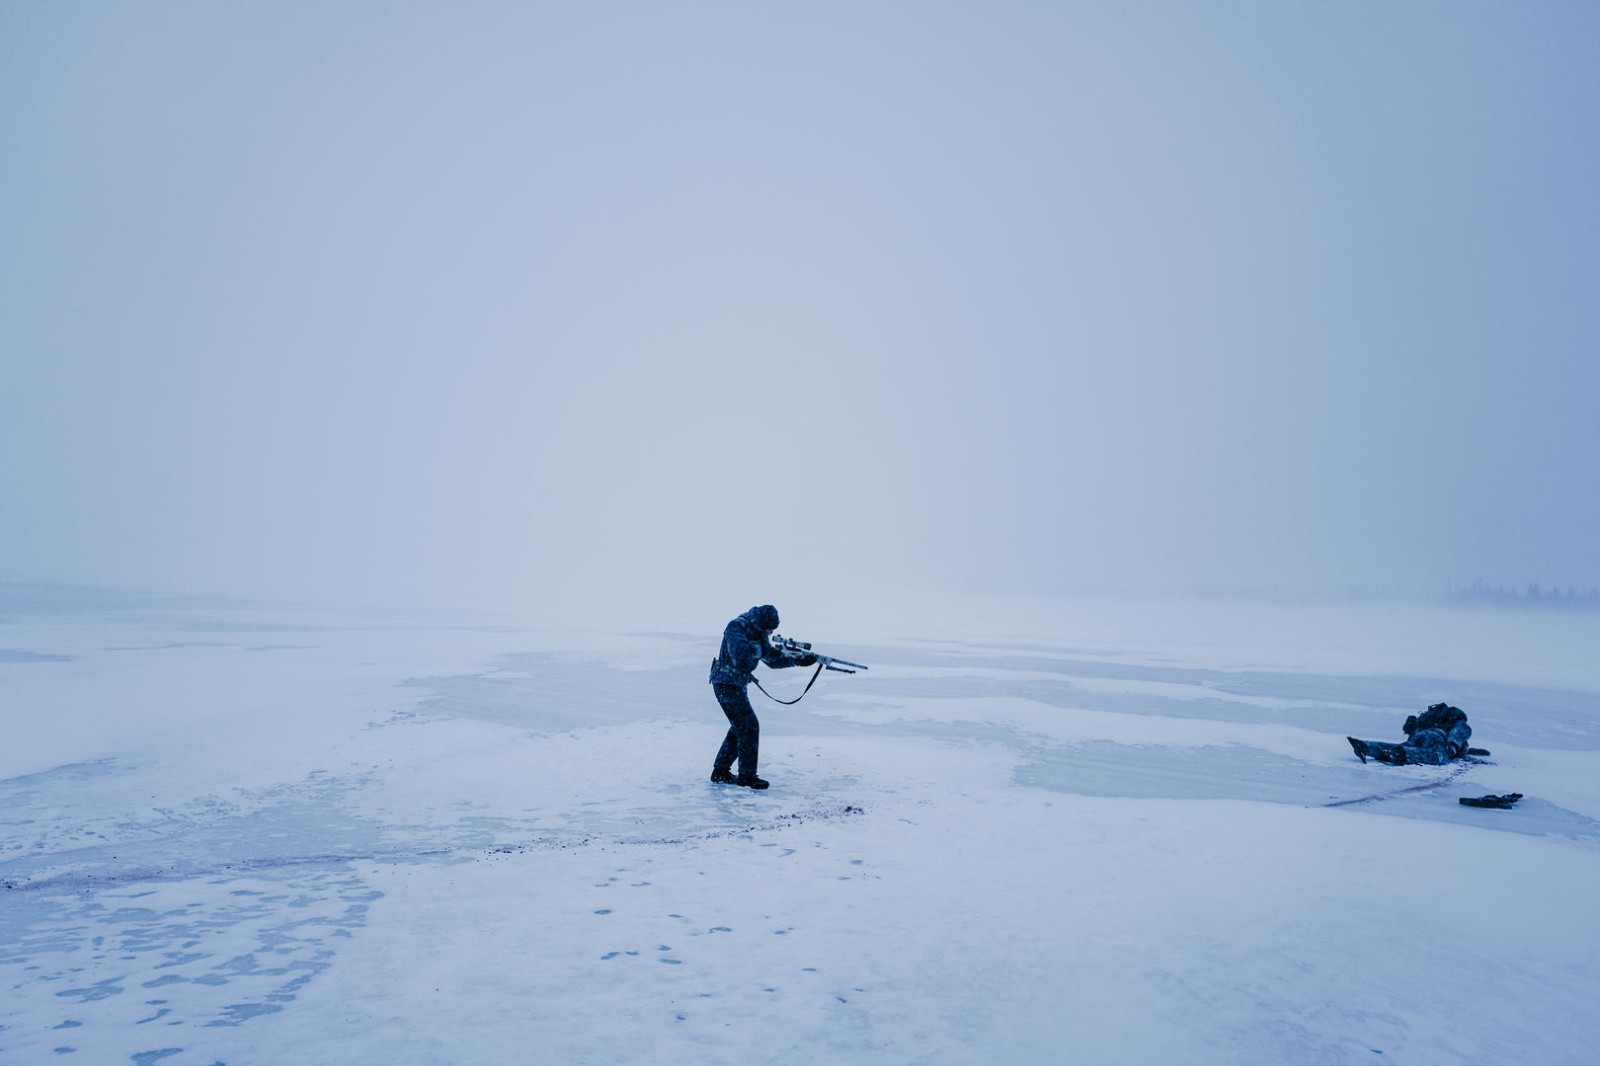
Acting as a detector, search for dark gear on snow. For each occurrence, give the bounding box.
[1348,703,1475,767]
[1459,793,1523,809]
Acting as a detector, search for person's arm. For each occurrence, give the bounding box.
[759,640,816,669]
[733,632,765,675]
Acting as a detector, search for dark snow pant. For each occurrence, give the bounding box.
[713,683,759,777]
[1351,729,1456,766]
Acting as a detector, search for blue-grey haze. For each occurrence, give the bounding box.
[3,2,1596,617]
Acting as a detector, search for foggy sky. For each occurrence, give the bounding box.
[4,2,1597,619]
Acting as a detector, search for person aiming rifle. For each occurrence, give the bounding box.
[707,604,867,790]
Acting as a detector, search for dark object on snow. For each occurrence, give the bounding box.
[1348,703,1474,766]
[1466,747,1491,757]
[735,773,770,790]
[1459,793,1522,809]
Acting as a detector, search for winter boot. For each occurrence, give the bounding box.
[735,773,770,791]
[710,768,737,785]
[1347,737,1368,763]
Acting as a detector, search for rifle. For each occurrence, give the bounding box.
[770,635,869,674]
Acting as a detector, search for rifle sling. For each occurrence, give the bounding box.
[751,662,826,706]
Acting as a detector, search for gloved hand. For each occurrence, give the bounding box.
[798,654,818,667]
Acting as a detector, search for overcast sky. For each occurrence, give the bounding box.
[3,2,1597,619]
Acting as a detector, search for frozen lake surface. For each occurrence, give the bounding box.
[4,590,1599,1064]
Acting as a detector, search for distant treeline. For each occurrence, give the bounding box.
[1449,580,1600,610]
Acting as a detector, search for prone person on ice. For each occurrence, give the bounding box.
[1347,702,1486,766]
[707,604,815,791]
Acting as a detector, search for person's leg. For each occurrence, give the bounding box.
[714,684,761,777]
[1349,737,1409,765]
[1369,742,1409,765]
[714,684,765,786]
[713,725,739,779]
[711,684,740,781]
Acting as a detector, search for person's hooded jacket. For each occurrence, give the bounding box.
[709,604,799,687]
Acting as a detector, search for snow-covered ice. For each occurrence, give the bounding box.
[4,589,1599,1064]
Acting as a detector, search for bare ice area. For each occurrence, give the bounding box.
[3,591,1599,1064]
